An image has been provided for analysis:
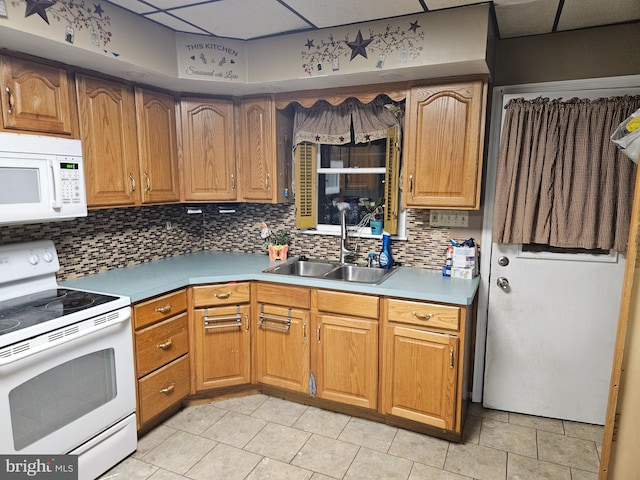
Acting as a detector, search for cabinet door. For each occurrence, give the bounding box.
[180,98,237,201]
[193,304,251,390]
[135,87,180,204]
[76,74,139,207]
[255,304,309,393]
[403,80,485,209]
[239,97,276,202]
[1,56,74,135]
[313,313,378,409]
[382,325,458,430]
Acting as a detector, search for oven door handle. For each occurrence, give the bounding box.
[0,311,130,366]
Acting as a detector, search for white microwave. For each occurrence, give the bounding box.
[0,132,87,225]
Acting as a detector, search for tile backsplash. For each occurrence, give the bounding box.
[0,203,454,282]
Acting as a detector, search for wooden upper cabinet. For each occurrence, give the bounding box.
[76,74,139,207]
[0,56,76,136]
[238,97,276,202]
[403,79,486,210]
[135,87,180,204]
[180,97,237,202]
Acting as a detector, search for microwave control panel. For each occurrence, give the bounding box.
[59,159,83,204]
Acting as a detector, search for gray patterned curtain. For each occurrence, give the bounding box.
[493,96,640,252]
[293,97,399,146]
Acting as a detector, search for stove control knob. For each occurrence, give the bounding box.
[42,251,54,263]
[28,253,40,265]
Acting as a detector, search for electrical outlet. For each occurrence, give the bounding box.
[429,210,469,227]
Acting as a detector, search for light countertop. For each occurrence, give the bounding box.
[61,251,479,305]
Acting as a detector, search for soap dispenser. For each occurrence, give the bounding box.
[379,232,393,269]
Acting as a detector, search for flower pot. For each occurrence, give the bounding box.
[370,220,383,235]
[268,244,289,261]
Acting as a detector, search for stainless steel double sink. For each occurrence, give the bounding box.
[263,258,398,284]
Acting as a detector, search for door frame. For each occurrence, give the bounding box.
[473,74,640,403]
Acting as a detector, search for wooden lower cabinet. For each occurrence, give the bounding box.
[191,283,252,391]
[313,313,378,409]
[382,325,459,430]
[254,303,310,393]
[254,283,310,393]
[133,289,190,429]
[130,281,473,439]
[192,304,251,390]
[312,289,379,409]
[381,297,468,434]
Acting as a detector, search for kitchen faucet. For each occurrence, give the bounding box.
[340,208,356,264]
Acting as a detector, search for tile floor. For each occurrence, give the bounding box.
[100,394,603,480]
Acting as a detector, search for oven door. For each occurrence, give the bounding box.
[0,307,136,455]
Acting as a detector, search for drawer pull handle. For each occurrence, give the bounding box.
[157,339,173,350]
[128,172,136,193]
[160,383,175,395]
[155,304,172,313]
[6,87,14,114]
[450,346,455,369]
[144,172,151,192]
[412,311,434,320]
[317,325,321,343]
[213,292,232,299]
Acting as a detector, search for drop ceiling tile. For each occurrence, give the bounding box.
[494,0,559,38]
[283,0,425,28]
[145,0,205,9]
[145,11,211,34]
[171,0,311,39]
[106,0,157,14]
[424,0,486,10]
[557,0,640,31]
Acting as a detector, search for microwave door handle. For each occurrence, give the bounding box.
[49,159,63,209]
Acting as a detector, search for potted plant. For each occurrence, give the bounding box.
[266,229,291,261]
[362,198,384,235]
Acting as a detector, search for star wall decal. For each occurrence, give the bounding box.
[409,21,420,33]
[94,3,104,17]
[346,29,372,60]
[24,0,55,24]
[305,38,315,50]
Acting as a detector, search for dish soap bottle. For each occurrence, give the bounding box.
[379,232,393,269]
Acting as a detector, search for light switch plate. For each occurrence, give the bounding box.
[429,210,469,227]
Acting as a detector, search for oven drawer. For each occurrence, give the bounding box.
[193,282,250,307]
[135,313,189,377]
[138,354,190,425]
[134,289,187,329]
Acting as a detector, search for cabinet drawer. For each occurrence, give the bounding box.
[316,290,379,319]
[134,290,187,329]
[387,299,460,331]
[256,283,310,309]
[138,355,190,425]
[193,282,250,307]
[136,313,189,377]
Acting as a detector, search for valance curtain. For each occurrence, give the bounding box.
[293,97,400,146]
[493,95,640,253]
